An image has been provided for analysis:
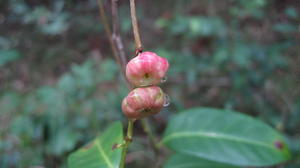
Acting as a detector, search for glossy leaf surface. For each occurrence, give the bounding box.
[162,108,291,166]
[164,153,240,168]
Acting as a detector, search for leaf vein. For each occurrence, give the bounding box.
[162,132,275,150]
[95,139,114,168]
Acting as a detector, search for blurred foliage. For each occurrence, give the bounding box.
[0,0,299,167]
[0,58,127,167]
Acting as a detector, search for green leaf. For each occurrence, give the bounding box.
[68,122,123,168]
[164,153,240,168]
[274,23,297,33]
[285,7,298,19]
[161,108,291,166]
[0,49,22,66]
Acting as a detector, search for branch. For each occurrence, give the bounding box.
[111,0,128,74]
[129,0,143,54]
[96,0,123,70]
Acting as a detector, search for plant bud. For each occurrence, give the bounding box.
[126,51,169,87]
[122,86,165,119]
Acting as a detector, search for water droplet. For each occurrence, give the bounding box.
[163,94,170,107]
[161,76,168,83]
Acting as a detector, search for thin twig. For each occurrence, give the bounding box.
[111,0,127,74]
[96,0,122,69]
[129,0,143,54]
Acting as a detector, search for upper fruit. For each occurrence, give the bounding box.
[126,51,169,87]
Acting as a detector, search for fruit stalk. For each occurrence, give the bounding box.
[119,119,134,168]
[129,0,143,53]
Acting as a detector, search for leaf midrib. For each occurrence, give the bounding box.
[95,139,114,168]
[162,132,276,151]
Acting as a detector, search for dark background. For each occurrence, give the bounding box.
[0,0,299,167]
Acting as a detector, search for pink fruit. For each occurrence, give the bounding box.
[122,86,165,119]
[126,51,169,87]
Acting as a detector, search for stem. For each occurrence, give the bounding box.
[129,0,143,54]
[98,0,130,88]
[96,0,122,68]
[111,0,128,74]
[120,120,134,168]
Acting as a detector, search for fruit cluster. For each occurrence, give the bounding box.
[122,51,169,119]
